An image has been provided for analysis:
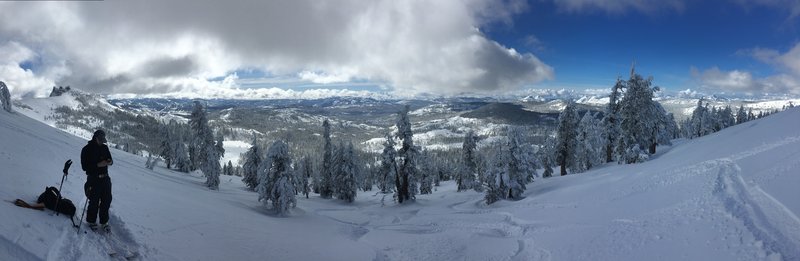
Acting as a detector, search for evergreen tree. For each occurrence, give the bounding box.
[173,142,191,173]
[616,67,673,163]
[507,127,535,199]
[418,149,433,195]
[333,143,358,202]
[378,133,397,193]
[395,105,418,203]
[189,101,220,189]
[319,119,334,198]
[688,100,713,139]
[484,146,509,205]
[203,138,222,190]
[297,156,313,198]
[241,136,262,190]
[736,105,748,124]
[539,136,555,178]
[158,123,174,169]
[458,130,478,191]
[225,160,234,176]
[603,78,624,162]
[575,112,603,173]
[215,132,225,160]
[258,140,295,214]
[555,102,579,175]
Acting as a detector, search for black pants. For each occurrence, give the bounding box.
[85,177,112,224]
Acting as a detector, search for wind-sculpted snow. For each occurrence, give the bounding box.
[0,99,798,260]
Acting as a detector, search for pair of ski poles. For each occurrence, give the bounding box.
[53,159,89,233]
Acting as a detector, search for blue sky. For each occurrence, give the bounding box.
[2,1,799,98]
[482,1,800,92]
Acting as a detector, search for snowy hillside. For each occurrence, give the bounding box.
[1,105,799,260]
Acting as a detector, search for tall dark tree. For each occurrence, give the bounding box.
[603,79,624,162]
[458,130,478,191]
[555,102,579,176]
[241,136,262,190]
[395,105,418,203]
[378,133,397,193]
[319,119,334,198]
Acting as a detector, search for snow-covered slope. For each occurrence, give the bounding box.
[1,106,799,260]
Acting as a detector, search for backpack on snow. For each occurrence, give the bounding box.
[37,187,76,217]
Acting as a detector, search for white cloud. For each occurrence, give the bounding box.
[0,41,55,98]
[777,43,800,75]
[736,47,781,64]
[695,42,800,96]
[690,66,800,95]
[0,0,552,98]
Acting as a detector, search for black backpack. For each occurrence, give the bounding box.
[37,187,76,217]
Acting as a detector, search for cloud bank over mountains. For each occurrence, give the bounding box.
[0,0,553,98]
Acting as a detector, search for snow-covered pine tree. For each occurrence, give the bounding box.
[653,103,678,145]
[215,132,225,160]
[225,160,234,176]
[484,145,509,205]
[242,136,262,190]
[736,105,748,124]
[575,112,603,172]
[616,67,672,163]
[458,130,478,192]
[688,99,713,139]
[258,140,295,214]
[0,81,12,113]
[145,155,153,169]
[158,123,174,169]
[203,137,222,190]
[297,156,312,198]
[333,142,358,202]
[189,101,210,170]
[603,78,624,162]
[378,133,397,193]
[555,102,579,175]
[721,105,735,129]
[539,136,555,178]
[319,119,334,198]
[173,142,191,172]
[187,101,221,189]
[395,105,418,203]
[418,149,433,195]
[506,127,535,199]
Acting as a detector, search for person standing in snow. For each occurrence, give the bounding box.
[81,129,114,232]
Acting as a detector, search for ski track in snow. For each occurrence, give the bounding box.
[713,160,800,260]
[42,212,145,261]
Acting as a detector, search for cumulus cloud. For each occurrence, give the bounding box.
[690,66,800,96]
[705,42,800,95]
[0,42,55,98]
[0,0,552,98]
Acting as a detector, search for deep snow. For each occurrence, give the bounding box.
[1,105,799,260]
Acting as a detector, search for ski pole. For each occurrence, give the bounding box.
[76,195,89,234]
[54,160,72,216]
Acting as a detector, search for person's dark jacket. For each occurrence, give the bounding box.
[81,141,113,178]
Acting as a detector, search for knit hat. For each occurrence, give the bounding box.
[93,129,107,144]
